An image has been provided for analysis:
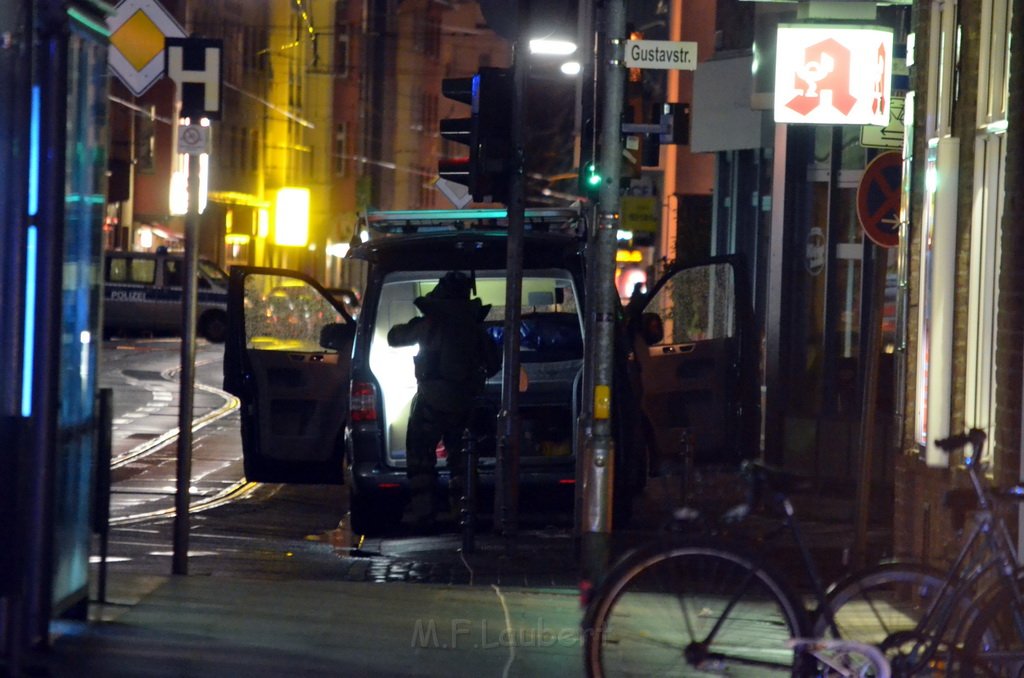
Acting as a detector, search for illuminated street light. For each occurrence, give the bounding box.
[529,38,576,56]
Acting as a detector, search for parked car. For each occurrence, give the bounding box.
[222,208,758,535]
[103,248,230,342]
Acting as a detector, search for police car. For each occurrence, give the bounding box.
[103,248,230,342]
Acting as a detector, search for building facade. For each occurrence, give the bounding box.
[681,0,1020,561]
[894,0,1021,562]
[105,0,510,289]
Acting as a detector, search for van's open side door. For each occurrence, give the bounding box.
[223,267,354,483]
[631,256,759,474]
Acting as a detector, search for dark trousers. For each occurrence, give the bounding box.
[405,395,470,485]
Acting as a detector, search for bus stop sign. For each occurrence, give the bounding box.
[856,151,902,248]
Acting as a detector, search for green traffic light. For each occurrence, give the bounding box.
[586,164,601,187]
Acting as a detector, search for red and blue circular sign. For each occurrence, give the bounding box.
[856,151,903,248]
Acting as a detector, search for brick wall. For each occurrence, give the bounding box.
[993,0,1024,490]
[894,455,957,564]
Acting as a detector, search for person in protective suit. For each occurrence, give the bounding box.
[387,271,500,530]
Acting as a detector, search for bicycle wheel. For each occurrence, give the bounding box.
[582,538,810,677]
[960,582,1024,677]
[814,561,971,676]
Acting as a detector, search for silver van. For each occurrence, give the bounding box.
[102,249,229,342]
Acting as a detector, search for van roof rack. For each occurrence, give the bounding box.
[362,207,583,235]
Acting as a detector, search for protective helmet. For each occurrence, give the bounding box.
[432,271,472,300]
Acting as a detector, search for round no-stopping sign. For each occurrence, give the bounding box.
[856,151,902,248]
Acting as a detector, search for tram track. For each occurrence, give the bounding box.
[108,478,261,526]
[108,355,260,525]
[111,361,240,469]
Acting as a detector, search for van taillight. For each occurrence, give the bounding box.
[350,381,378,422]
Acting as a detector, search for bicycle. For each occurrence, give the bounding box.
[581,460,890,677]
[814,429,1024,676]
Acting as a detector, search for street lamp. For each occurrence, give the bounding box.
[528,35,578,76]
[528,37,576,55]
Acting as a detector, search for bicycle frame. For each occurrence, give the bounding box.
[878,505,1012,671]
[703,467,887,675]
[582,460,894,677]
[855,430,1024,674]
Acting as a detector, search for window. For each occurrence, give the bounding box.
[164,260,183,287]
[129,258,156,284]
[645,263,736,344]
[335,23,349,77]
[108,257,127,283]
[334,123,348,177]
[250,130,259,172]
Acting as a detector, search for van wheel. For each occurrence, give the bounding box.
[199,311,228,343]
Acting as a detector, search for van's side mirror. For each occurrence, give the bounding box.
[640,312,664,346]
[320,322,355,352]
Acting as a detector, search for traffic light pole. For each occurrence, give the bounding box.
[494,26,528,539]
[580,0,625,589]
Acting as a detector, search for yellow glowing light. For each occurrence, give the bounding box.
[616,249,644,263]
[169,154,209,215]
[257,209,269,238]
[225,233,250,245]
[169,170,187,216]
[274,187,310,246]
[326,242,350,259]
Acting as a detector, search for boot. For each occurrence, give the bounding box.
[403,474,437,532]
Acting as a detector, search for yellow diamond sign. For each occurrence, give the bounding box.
[107,0,185,96]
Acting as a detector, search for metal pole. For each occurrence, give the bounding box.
[574,0,598,540]
[854,242,887,567]
[494,30,528,538]
[581,0,625,588]
[172,148,200,575]
[94,388,114,602]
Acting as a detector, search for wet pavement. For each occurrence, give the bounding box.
[39,337,896,676]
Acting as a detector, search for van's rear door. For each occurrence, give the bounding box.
[223,267,354,483]
[632,256,759,473]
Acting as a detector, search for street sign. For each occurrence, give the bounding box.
[624,40,697,70]
[177,124,210,155]
[861,95,906,149]
[165,38,224,120]
[856,151,902,248]
[434,177,473,209]
[620,196,659,233]
[107,0,186,96]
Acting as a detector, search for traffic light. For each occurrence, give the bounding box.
[581,162,602,197]
[439,75,477,196]
[578,116,602,200]
[438,67,513,204]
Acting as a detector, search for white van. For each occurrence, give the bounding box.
[102,249,229,342]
